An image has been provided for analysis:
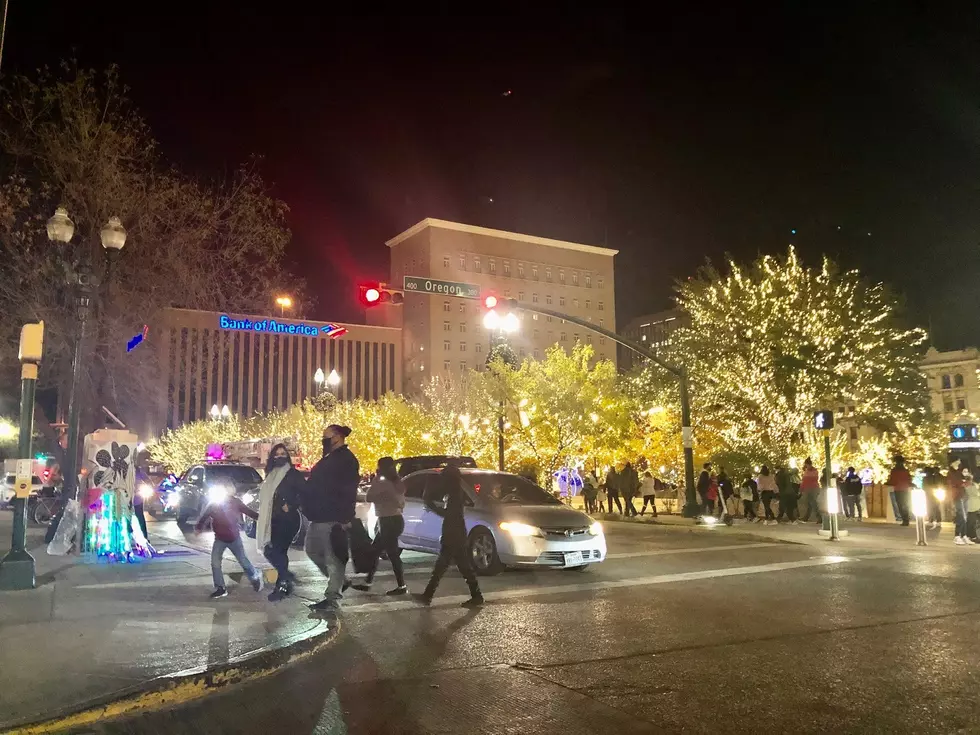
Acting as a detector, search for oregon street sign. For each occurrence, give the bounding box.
[403,276,480,300]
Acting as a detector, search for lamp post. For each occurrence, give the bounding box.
[483,302,519,471]
[46,207,126,505]
[221,405,231,422]
[326,369,341,398]
[210,404,220,421]
[314,368,325,395]
[275,296,292,317]
[0,322,44,589]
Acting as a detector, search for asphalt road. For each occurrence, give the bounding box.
[78,520,980,734]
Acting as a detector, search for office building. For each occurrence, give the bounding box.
[382,218,618,393]
[920,346,980,422]
[618,308,689,371]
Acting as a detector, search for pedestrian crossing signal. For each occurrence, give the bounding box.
[813,410,834,430]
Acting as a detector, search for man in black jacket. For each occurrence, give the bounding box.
[697,462,712,514]
[302,424,360,612]
[415,463,484,608]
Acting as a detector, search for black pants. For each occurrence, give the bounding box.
[744,498,757,519]
[802,493,821,522]
[607,492,624,514]
[895,490,911,525]
[702,497,715,515]
[368,515,405,587]
[424,540,481,599]
[779,494,797,521]
[134,504,148,539]
[927,494,941,524]
[624,495,638,517]
[761,492,775,520]
[640,496,658,516]
[264,517,300,588]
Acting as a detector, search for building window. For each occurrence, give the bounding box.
[534,349,540,359]
[599,336,605,345]
[546,267,553,282]
[573,333,579,342]
[850,427,858,440]
[561,332,567,342]
[957,398,966,411]
[504,289,511,298]
[598,301,604,311]
[599,318,604,328]
[460,322,466,333]
[460,361,467,372]
[532,266,538,280]
[532,314,538,320]
[598,278,604,289]
[460,342,467,352]
[503,261,511,276]
[444,340,451,351]
[532,293,539,303]
[519,347,526,357]
[945,400,954,413]
[460,303,466,313]
[443,301,451,312]
[533,329,540,339]
[548,331,554,342]
[572,272,579,286]
[489,259,496,274]
[573,299,579,308]
[444,360,451,371]
[559,295,566,307]
[459,254,466,270]
[586,299,591,309]
[586,274,592,288]
[955,373,965,388]
[443,321,451,331]
[942,374,952,389]
[559,270,566,284]
[547,316,552,323]
[475,343,482,354]
[474,257,481,272]
[519,291,525,301]
[546,294,553,305]
[443,256,450,268]
[518,263,525,278]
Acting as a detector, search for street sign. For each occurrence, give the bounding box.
[813,409,834,430]
[14,459,32,498]
[403,276,480,300]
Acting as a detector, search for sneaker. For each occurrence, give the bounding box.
[351,583,372,592]
[792,520,801,525]
[955,536,966,545]
[966,537,977,545]
[251,576,263,592]
[461,596,485,608]
[412,592,433,606]
[386,586,409,596]
[267,585,288,602]
[309,598,339,612]
[209,587,228,599]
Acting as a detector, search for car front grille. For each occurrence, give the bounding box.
[541,527,590,538]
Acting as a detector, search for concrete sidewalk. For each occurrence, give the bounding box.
[0,516,336,732]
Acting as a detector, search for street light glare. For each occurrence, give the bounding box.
[484,295,497,309]
[0,420,17,440]
[314,368,325,384]
[210,404,220,418]
[327,369,341,387]
[503,312,520,333]
[275,296,293,308]
[483,310,501,330]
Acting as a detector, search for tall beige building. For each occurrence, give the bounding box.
[920,346,980,421]
[383,218,618,393]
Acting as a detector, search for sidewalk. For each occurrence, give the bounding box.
[0,515,337,732]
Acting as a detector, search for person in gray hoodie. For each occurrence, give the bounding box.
[353,457,407,595]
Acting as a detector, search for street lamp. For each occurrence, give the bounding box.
[275,296,293,317]
[483,298,520,471]
[221,405,231,420]
[46,207,126,507]
[210,404,220,420]
[314,368,325,395]
[327,369,341,397]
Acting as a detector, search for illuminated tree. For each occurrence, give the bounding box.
[669,247,930,465]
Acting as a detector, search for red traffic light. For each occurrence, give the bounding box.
[365,287,381,303]
[359,282,404,307]
[483,295,497,309]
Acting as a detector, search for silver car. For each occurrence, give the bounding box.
[400,468,606,575]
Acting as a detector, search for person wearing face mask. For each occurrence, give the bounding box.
[301,425,360,613]
[257,443,306,602]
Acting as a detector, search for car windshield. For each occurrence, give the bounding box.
[463,472,560,505]
[208,466,261,485]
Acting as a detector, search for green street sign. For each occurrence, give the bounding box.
[403,276,481,300]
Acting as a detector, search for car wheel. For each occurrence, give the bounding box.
[468,527,504,576]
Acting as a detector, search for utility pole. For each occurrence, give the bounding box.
[500,300,699,516]
[0,322,44,590]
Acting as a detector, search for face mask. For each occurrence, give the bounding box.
[323,437,334,455]
[272,457,289,468]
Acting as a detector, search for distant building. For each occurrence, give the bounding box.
[617,308,689,371]
[920,346,980,422]
[381,218,618,393]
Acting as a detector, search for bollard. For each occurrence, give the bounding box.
[826,486,841,541]
[912,488,928,546]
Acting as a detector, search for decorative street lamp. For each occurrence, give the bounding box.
[275,295,293,317]
[221,404,231,420]
[314,367,325,395]
[47,207,127,508]
[327,369,341,397]
[210,404,220,421]
[483,298,520,471]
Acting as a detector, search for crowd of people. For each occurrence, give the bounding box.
[196,424,484,612]
[577,462,671,518]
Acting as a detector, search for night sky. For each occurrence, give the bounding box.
[6,4,980,348]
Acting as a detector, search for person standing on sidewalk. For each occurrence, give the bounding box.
[605,464,624,515]
[800,458,822,523]
[622,462,640,517]
[353,457,408,596]
[756,466,778,524]
[741,475,758,521]
[842,467,863,522]
[415,462,483,607]
[886,456,912,527]
[257,443,305,602]
[718,467,735,517]
[949,460,970,545]
[697,462,713,515]
[302,424,360,613]
[196,488,262,599]
[639,471,658,516]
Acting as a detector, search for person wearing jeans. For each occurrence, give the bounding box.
[196,491,261,599]
[842,467,863,521]
[886,456,913,527]
[799,458,821,523]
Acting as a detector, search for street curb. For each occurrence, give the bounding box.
[2,616,341,735]
[598,515,804,545]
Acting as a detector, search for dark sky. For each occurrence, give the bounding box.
[6,4,980,347]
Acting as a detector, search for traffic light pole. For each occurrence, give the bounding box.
[501,300,699,517]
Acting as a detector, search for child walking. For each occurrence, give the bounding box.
[196,488,263,598]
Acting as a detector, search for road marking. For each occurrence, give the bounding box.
[342,555,857,613]
[606,542,783,559]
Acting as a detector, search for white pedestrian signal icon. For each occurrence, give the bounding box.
[813,410,834,430]
[815,414,825,429]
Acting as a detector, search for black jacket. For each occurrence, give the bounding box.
[424,470,468,545]
[301,445,360,524]
[270,467,304,545]
[697,470,711,495]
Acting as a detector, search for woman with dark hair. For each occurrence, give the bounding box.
[257,443,305,601]
[353,457,408,595]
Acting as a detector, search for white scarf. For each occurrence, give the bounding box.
[256,463,290,552]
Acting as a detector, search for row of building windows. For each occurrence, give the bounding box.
[444,254,604,289]
[443,318,605,332]
[940,373,967,389]
[443,296,605,312]
[442,332,607,352]
[944,398,968,413]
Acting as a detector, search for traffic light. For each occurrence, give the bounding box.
[482,293,519,333]
[483,294,498,310]
[358,282,404,307]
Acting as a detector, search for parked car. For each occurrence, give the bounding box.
[0,474,44,507]
[173,462,262,525]
[400,468,605,575]
[395,455,476,478]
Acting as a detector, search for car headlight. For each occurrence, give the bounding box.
[207,484,231,504]
[138,483,155,500]
[933,487,946,502]
[588,521,602,536]
[241,492,255,505]
[499,521,543,537]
